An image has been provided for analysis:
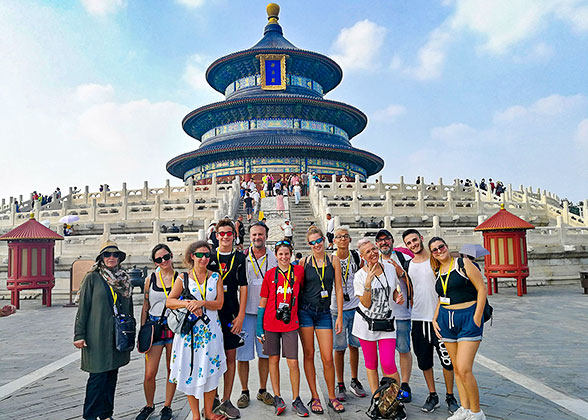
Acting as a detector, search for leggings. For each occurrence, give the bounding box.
[359,338,397,375]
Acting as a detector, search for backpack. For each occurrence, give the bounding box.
[366,377,405,420]
[395,251,413,309]
[350,249,361,269]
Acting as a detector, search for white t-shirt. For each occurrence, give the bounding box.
[244,249,278,314]
[381,252,412,321]
[408,260,439,322]
[327,218,335,234]
[330,251,360,312]
[352,263,398,341]
[294,185,301,194]
[282,224,293,237]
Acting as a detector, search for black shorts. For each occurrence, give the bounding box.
[411,320,453,371]
[221,322,244,351]
[327,232,334,243]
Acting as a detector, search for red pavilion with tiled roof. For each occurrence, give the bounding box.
[0,214,63,309]
[475,204,535,297]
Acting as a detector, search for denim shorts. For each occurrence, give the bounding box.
[438,303,483,343]
[395,319,411,353]
[237,314,268,361]
[149,315,174,346]
[298,304,332,329]
[331,309,360,350]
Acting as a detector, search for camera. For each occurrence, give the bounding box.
[276,302,291,324]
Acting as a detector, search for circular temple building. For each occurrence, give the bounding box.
[167,3,384,183]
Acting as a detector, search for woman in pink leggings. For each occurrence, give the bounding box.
[352,239,404,393]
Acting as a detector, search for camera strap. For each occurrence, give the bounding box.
[274,265,295,310]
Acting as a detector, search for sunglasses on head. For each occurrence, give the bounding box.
[308,237,324,246]
[430,244,447,254]
[193,251,211,259]
[275,240,292,247]
[103,251,121,259]
[154,253,172,264]
[217,231,233,237]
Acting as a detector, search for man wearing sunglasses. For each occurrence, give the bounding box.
[236,222,278,409]
[208,219,248,419]
[402,229,457,415]
[375,229,413,403]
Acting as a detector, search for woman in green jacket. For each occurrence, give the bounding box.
[74,241,134,420]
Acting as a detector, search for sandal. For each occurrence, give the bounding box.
[307,398,324,415]
[328,398,345,413]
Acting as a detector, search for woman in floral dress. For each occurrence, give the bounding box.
[167,241,226,420]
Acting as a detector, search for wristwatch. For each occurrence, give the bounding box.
[364,287,371,292]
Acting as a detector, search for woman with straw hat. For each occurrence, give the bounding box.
[74,240,135,420]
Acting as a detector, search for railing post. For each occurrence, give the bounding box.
[352,191,359,215]
[385,191,393,215]
[432,215,441,237]
[556,215,567,245]
[211,174,218,195]
[102,223,111,242]
[90,198,97,222]
[331,174,337,193]
[154,195,161,220]
[121,195,128,221]
[165,179,171,199]
[84,186,89,205]
[446,191,454,215]
[417,191,425,214]
[143,181,149,200]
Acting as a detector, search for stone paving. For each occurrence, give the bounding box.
[0,285,587,420]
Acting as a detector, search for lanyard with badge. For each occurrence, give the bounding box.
[217,250,235,292]
[312,256,329,298]
[158,270,176,299]
[439,258,454,305]
[248,248,267,280]
[275,265,295,319]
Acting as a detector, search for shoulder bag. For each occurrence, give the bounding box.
[102,279,136,352]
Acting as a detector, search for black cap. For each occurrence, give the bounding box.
[375,229,393,240]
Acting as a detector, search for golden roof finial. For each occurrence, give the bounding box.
[266,3,280,24]
[500,203,505,210]
[29,212,35,220]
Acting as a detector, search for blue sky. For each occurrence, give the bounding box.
[1,0,587,203]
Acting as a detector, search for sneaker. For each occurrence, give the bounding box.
[214,400,241,419]
[398,383,412,403]
[447,406,470,420]
[213,397,221,412]
[466,410,486,420]
[421,393,440,412]
[446,394,460,414]
[292,397,309,417]
[335,383,347,401]
[350,378,367,398]
[257,390,275,406]
[394,402,407,420]
[159,406,172,420]
[135,405,155,420]
[274,396,287,416]
[237,393,250,409]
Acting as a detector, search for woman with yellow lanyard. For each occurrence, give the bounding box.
[74,241,134,420]
[167,240,227,420]
[135,244,179,420]
[429,237,487,420]
[298,226,345,414]
[256,240,309,416]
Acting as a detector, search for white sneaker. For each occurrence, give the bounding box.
[447,406,470,420]
[467,409,486,420]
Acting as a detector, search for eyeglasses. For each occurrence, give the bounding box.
[217,231,233,237]
[376,237,392,242]
[430,244,447,254]
[154,253,172,264]
[308,237,324,246]
[335,234,350,240]
[192,251,211,258]
[103,251,121,259]
[275,240,292,247]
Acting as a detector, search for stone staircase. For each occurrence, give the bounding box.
[289,197,317,253]
[235,198,251,248]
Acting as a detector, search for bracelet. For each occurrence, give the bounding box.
[364,287,371,292]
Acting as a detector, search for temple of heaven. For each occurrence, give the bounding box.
[166,3,384,182]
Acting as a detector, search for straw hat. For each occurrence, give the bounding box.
[96,240,127,262]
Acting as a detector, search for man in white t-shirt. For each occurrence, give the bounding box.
[326,213,335,250]
[236,222,278,408]
[375,229,413,403]
[280,220,293,243]
[402,229,458,415]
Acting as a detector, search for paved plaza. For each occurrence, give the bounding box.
[0,285,587,420]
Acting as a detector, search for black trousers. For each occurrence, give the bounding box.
[83,369,119,420]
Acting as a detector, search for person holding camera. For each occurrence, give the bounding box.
[166,241,226,420]
[353,238,405,418]
[256,240,309,417]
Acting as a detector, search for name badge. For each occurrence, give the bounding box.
[440,297,450,305]
[223,284,228,293]
[320,290,329,299]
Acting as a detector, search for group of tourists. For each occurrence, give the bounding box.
[74,219,488,420]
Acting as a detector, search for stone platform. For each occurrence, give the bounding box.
[0,286,587,420]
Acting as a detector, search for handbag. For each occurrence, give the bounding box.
[102,280,136,352]
[356,307,396,332]
[167,273,193,334]
[138,303,168,353]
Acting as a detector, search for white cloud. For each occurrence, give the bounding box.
[431,122,477,144]
[402,26,453,80]
[371,104,406,122]
[176,0,206,8]
[493,94,586,123]
[80,0,126,16]
[575,118,588,153]
[330,20,386,71]
[184,54,213,92]
[75,83,115,104]
[513,42,554,63]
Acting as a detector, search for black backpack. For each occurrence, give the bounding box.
[366,377,406,420]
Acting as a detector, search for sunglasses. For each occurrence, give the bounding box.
[376,237,392,242]
[154,253,172,264]
[217,231,233,237]
[430,244,447,254]
[308,237,324,246]
[193,251,211,259]
[103,251,121,259]
[275,240,292,247]
[335,234,350,240]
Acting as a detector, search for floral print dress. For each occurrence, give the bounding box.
[169,272,226,399]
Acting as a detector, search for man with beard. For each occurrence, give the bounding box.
[402,229,459,415]
[208,219,248,419]
[236,222,277,409]
[375,229,413,403]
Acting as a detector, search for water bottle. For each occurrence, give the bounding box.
[187,313,197,322]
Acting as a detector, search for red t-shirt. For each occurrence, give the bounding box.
[260,264,304,332]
